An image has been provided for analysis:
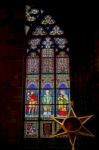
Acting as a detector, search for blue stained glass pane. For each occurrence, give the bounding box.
[41,75,54,89]
[26,75,39,89]
[44,83,51,89]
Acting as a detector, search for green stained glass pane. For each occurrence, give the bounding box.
[41,89,54,104]
[56,89,70,104]
[40,105,54,119]
[56,88,70,117]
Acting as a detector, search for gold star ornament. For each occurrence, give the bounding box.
[50,106,94,150]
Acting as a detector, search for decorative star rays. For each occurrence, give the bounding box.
[50,106,94,150]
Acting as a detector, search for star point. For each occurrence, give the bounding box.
[50,106,94,149]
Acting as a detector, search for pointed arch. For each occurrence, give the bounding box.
[24,5,71,138]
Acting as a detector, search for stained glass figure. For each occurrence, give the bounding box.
[40,121,55,138]
[43,122,52,137]
[41,75,54,89]
[40,104,54,117]
[25,90,39,104]
[42,58,54,73]
[40,105,54,120]
[25,121,38,138]
[41,89,54,104]
[25,4,70,138]
[25,90,39,119]
[28,90,38,110]
[41,89,54,117]
[56,89,70,117]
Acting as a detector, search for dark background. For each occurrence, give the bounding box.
[0,0,98,149]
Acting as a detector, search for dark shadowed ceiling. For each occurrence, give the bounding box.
[0,0,98,69]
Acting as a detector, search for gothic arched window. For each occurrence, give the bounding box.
[24,5,71,138]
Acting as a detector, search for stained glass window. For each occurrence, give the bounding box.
[42,49,54,57]
[24,5,70,138]
[32,26,47,36]
[41,58,54,73]
[41,15,55,25]
[49,25,64,35]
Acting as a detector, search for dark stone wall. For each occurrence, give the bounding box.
[0,3,24,147]
[0,1,98,149]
